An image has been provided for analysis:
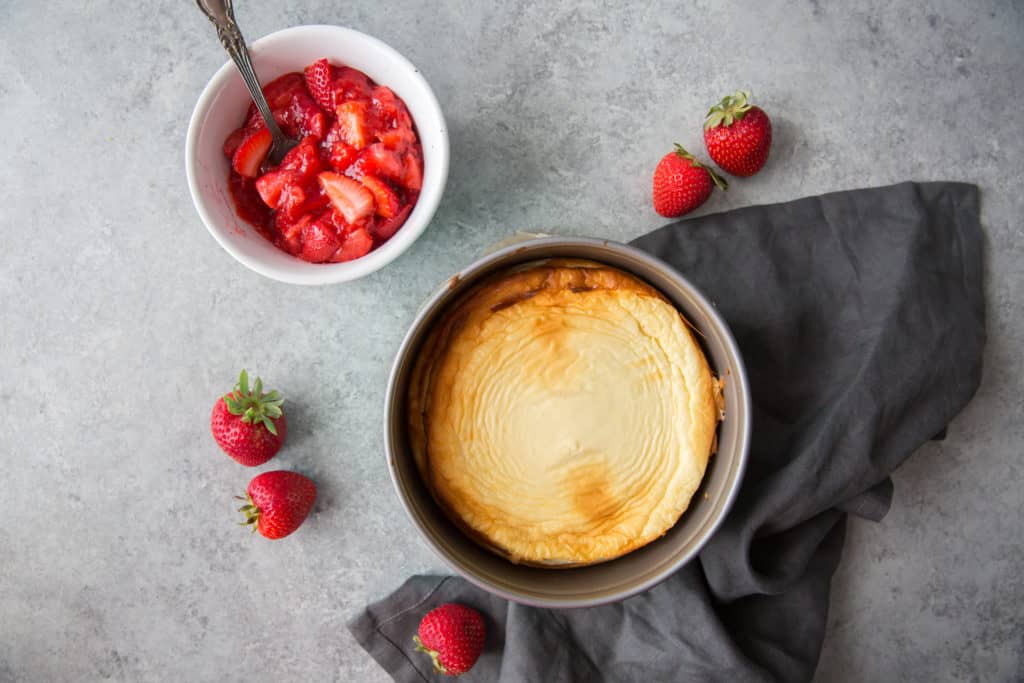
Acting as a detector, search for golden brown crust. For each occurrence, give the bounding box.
[408,260,718,566]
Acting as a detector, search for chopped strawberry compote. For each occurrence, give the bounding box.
[223,59,424,263]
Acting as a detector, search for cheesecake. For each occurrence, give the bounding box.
[407,260,719,566]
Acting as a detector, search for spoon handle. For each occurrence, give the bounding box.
[196,0,287,145]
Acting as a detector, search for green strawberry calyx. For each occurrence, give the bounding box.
[704,90,754,130]
[222,369,284,436]
[673,144,728,192]
[235,493,261,533]
[412,634,448,674]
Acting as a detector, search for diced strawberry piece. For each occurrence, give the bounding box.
[403,150,423,190]
[372,203,412,242]
[307,112,327,139]
[254,169,299,208]
[303,59,335,111]
[331,226,374,262]
[278,183,307,217]
[244,104,263,129]
[262,73,306,109]
[335,101,372,150]
[242,74,305,130]
[371,86,413,130]
[323,121,343,147]
[326,209,351,234]
[359,143,405,182]
[244,106,285,133]
[275,179,329,221]
[330,208,376,236]
[328,140,359,172]
[290,93,327,139]
[300,217,341,263]
[359,175,401,219]
[275,213,310,255]
[279,136,325,178]
[378,125,417,150]
[331,67,372,107]
[272,93,325,140]
[318,171,375,224]
[232,127,273,178]
[224,127,250,158]
[290,188,330,221]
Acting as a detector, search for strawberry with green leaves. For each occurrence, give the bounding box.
[211,369,286,467]
[703,90,773,177]
[652,144,727,217]
[237,470,317,539]
[414,603,485,676]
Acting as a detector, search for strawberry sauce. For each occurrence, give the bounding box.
[223,59,424,263]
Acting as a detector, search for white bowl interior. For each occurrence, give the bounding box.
[186,25,448,284]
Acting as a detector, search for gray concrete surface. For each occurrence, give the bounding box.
[1,1,1021,681]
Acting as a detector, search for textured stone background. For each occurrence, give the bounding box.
[1,1,1021,681]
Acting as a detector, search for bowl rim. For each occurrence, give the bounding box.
[384,236,752,607]
[184,24,450,285]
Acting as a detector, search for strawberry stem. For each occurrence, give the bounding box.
[672,144,728,192]
[413,635,448,674]
[705,165,729,192]
[704,90,754,130]
[236,492,261,532]
[223,369,284,436]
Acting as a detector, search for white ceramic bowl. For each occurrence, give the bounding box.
[186,25,449,285]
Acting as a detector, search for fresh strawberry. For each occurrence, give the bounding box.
[303,58,335,111]
[360,175,401,218]
[232,127,273,178]
[413,604,485,676]
[335,100,372,150]
[703,90,772,177]
[373,203,412,241]
[318,171,375,223]
[211,369,286,466]
[403,151,423,191]
[237,470,317,540]
[651,144,727,217]
[331,226,374,262]
[300,217,341,262]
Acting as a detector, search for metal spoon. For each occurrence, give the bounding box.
[196,0,298,165]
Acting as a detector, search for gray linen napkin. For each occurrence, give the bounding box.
[350,182,985,682]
